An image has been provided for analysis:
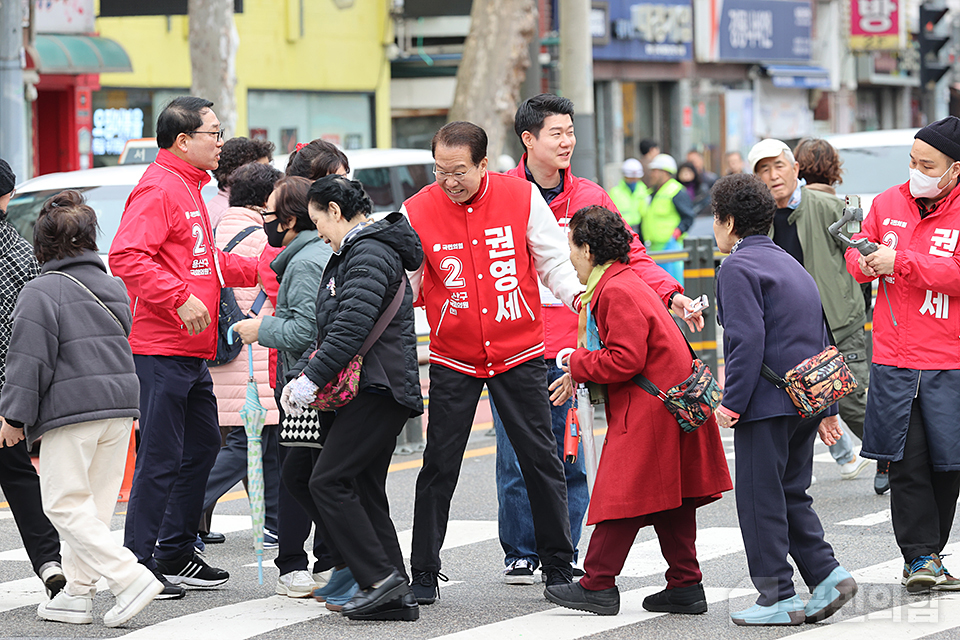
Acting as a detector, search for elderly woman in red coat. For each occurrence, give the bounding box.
[545,205,732,617]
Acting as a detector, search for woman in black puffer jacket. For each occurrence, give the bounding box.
[281,175,424,621]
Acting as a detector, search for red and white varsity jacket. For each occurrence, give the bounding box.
[403,172,582,377]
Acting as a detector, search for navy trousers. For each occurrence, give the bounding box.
[0,439,62,575]
[734,414,839,605]
[124,355,221,568]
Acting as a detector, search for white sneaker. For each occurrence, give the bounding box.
[313,568,333,589]
[503,559,536,585]
[276,570,317,598]
[37,590,93,624]
[104,568,164,628]
[839,455,870,480]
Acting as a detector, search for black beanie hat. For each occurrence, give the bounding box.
[915,116,960,163]
[0,158,14,197]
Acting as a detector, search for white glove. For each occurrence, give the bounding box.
[282,375,319,417]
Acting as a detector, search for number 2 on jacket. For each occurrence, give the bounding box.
[440,256,465,288]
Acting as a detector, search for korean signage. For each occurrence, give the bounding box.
[592,0,694,62]
[694,0,813,63]
[849,0,901,51]
[92,108,144,156]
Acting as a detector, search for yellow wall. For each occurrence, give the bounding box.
[95,0,392,147]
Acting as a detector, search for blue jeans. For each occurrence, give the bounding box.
[491,363,590,568]
[828,429,856,466]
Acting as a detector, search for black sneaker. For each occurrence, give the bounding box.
[504,559,536,585]
[542,564,573,587]
[875,461,890,495]
[642,583,708,614]
[410,569,447,605]
[545,581,619,615]
[150,567,186,600]
[156,552,229,588]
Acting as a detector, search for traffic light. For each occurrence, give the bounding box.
[919,3,950,89]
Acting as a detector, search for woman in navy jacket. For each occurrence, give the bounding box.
[712,174,856,626]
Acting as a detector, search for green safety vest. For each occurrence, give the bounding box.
[642,178,683,247]
[608,179,649,228]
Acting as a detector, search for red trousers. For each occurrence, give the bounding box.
[579,498,701,591]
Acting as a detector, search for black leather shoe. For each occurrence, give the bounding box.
[340,570,409,617]
[545,581,619,615]
[199,531,226,544]
[642,584,708,614]
[344,591,419,621]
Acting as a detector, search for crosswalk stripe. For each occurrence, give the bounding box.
[429,587,757,640]
[785,593,960,639]
[620,527,743,577]
[397,519,499,558]
[839,510,891,526]
[122,595,331,639]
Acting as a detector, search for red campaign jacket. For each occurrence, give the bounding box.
[846,182,960,369]
[569,262,731,523]
[108,149,258,359]
[404,172,582,377]
[505,156,681,358]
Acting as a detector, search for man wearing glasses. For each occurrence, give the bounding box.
[109,97,257,598]
[402,121,581,605]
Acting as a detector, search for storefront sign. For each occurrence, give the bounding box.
[849,0,900,51]
[694,0,812,63]
[92,108,144,156]
[592,0,693,61]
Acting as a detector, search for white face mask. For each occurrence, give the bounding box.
[909,165,955,199]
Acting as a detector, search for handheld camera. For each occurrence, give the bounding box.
[828,195,878,256]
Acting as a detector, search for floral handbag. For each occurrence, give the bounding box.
[760,345,858,418]
[307,276,406,412]
[633,356,723,433]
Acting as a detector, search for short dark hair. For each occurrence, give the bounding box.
[639,139,659,156]
[285,139,350,180]
[156,96,214,149]
[794,138,843,187]
[271,176,315,233]
[213,137,276,189]
[711,174,776,238]
[514,94,575,141]
[228,162,282,209]
[307,175,372,222]
[432,121,487,166]
[34,190,99,263]
[568,206,632,266]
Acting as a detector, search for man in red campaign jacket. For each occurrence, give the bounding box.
[403,121,582,604]
[488,94,702,585]
[845,117,960,591]
[109,97,258,597]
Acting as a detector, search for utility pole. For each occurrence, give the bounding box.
[0,0,28,180]
[559,0,597,182]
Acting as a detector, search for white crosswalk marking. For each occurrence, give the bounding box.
[397,519,499,557]
[786,593,960,639]
[429,587,757,640]
[839,510,891,526]
[620,527,743,577]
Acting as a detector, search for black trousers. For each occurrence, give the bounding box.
[890,399,960,561]
[0,439,62,575]
[283,391,409,588]
[411,358,573,573]
[734,414,838,606]
[124,355,221,567]
[276,437,334,574]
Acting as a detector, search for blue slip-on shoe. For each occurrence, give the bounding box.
[731,595,805,626]
[312,567,356,602]
[804,566,858,623]
[324,582,359,611]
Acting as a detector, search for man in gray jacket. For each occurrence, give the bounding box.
[0,158,66,599]
[749,139,876,491]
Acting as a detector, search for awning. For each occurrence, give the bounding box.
[764,65,831,89]
[31,35,132,74]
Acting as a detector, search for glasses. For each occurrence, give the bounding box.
[188,129,225,142]
[259,209,276,219]
[433,165,476,182]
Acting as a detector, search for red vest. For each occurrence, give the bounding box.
[406,174,548,377]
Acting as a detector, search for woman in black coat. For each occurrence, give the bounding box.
[711,174,855,626]
[281,175,424,622]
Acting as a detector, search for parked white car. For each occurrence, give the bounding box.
[824,128,918,216]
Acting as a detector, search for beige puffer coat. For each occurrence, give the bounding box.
[209,206,280,426]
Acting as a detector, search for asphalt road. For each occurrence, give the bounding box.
[2,406,959,640]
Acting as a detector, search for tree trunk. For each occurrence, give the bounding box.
[449,0,537,162]
[188,0,238,136]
